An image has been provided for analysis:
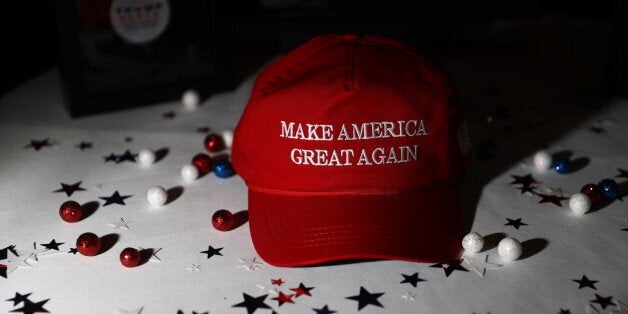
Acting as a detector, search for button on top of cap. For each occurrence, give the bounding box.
[342,33,358,41]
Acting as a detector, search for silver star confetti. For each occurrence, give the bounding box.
[186,264,201,272]
[237,257,263,271]
[108,218,132,230]
[463,254,502,277]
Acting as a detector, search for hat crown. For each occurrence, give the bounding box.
[233,34,469,194]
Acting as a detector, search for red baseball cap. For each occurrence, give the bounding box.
[232,34,471,267]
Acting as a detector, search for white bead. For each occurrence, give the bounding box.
[498,237,522,262]
[182,89,200,110]
[569,193,591,215]
[138,149,156,166]
[221,130,234,148]
[181,164,199,181]
[147,186,168,206]
[462,232,484,254]
[533,150,552,172]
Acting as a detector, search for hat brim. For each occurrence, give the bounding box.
[248,184,464,267]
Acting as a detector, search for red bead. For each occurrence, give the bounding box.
[204,133,225,152]
[212,209,234,231]
[192,153,212,174]
[120,247,141,267]
[59,200,83,223]
[76,232,101,256]
[581,183,604,204]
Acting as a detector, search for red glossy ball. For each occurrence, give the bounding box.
[212,209,234,231]
[192,153,212,174]
[581,183,605,204]
[59,200,83,223]
[204,133,225,152]
[76,232,101,256]
[120,247,141,267]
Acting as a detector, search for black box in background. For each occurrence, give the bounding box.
[56,0,234,117]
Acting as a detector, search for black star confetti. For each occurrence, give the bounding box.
[346,286,384,311]
[572,275,598,290]
[75,141,92,150]
[0,265,6,278]
[537,193,569,207]
[590,294,616,309]
[6,292,32,306]
[68,248,78,255]
[510,174,539,186]
[616,168,628,179]
[9,298,49,314]
[400,272,426,287]
[117,150,138,163]
[312,305,337,314]
[124,137,133,143]
[99,191,132,206]
[517,185,537,194]
[103,153,118,163]
[163,111,176,119]
[24,139,53,151]
[103,150,137,163]
[290,282,314,297]
[505,218,528,230]
[40,240,64,251]
[429,259,469,277]
[199,246,223,259]
[232,293,272,314]
[53,181,86,197]
[558,309,571,314]
[0,245,18,260]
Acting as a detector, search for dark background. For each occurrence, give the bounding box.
[0,0,625,99]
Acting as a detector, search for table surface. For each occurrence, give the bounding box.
[1,29,628,314]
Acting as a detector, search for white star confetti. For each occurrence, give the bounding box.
[236,257,263,271]
[401,292,416,301]
[116,307,144,314]
[463,254,502,277]
[186,264,201,272]
[109,218,132,230]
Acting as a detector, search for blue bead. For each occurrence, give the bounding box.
[212,159,235,178]
[552,158,572,174]
[598,178,619,199]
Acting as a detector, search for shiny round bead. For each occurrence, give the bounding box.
[120,247,141,267]
[212,159,235,178]
[147,186,168,206]
[569,193,591,215]
[192,153,212,174]
[221,130,234,148]
[182,89,200,110]
[204,133,225,152]
[462,232,484,254]
[498,237,522,262]
[552,158,572,174]
[181,164,199,181]
[581,183,605,204]
[532,150,552,172]
[59,200,83,223]
[138,149,156,166]
[212,209,234,231]
[76,232,101,256]
[598,178,619,199]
